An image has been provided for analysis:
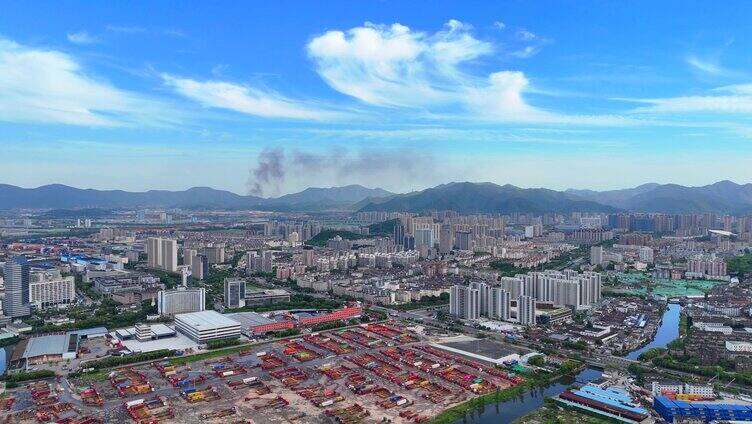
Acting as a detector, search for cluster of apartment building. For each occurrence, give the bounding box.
[449,270,602,326]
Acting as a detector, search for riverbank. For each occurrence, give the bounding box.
[626,303,681,360]
[512,398,618,424]
[430,361,586,424]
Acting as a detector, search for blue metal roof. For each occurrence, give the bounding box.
[573,384,648,416]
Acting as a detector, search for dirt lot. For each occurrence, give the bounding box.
[1,323,526,424]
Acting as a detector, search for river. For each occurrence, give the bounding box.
[626,303,682,360]
[452,367,603,423]
[0,347,6,375]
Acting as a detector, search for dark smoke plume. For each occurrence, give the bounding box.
[247,147,434,196]
[247,148,285,196]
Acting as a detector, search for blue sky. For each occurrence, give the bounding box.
[3,1,752,196]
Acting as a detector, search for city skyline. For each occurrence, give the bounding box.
[5,1,752,194]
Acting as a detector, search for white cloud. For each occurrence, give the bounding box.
[516,30,537,41]
[106,25,147,33]
[0,38,180,127]
[511,46,539,58]
[307,20,608,124]
[493,21,506,30]
[630,95,752,114]
[686,55,723,75]
[622,83,752,114]
[67,30,98,45]
[162,74,340,120]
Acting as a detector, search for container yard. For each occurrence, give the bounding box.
[0,321,527,423]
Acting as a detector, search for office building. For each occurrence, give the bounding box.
[224,278,246,309]
[3,256,31,317]
[157,287,206,316]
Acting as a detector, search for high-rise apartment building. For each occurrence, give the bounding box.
[439,224,453,254]
[490,287,511,321]
[590,246,604,265]
[517,295,537,325]
[454,231,471,251]
[161,239,178,272]
[261,250,274,273]
[449,285,480,320]
[147,237,162,269]
[414,228,434,249]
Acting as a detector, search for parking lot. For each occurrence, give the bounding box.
[0,322,528,424]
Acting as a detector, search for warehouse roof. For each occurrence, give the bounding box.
[225,311,275,327]
[175,310,240,328]
[23,334,76,358]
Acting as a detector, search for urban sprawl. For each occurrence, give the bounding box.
[3,209,752,423]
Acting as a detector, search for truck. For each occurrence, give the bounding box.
[125,399,144,408]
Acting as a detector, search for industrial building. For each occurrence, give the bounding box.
[654,396,752,423]
[174,310,241,343]
[245,288,291,305]
[9,327,107,368]
[556,384,650,423]
[225,311,294,336]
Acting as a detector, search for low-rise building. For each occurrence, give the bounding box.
[174,310,241,343]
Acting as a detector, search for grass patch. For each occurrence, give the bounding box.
[168,345,253,366]
[1,370,56,384]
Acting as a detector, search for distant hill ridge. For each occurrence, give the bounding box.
[2,180,750,214]
[565,180,752,214]
[0,183,391,211]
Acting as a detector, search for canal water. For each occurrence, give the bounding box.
[452,303,682,423]
[0,347,6,375]
[452,367,603,423]
[626,303,682,360]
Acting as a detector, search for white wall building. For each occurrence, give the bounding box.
[174,310,241,343]
[157,287,205,316]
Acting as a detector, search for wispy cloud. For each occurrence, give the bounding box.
[628,94,752,114]
[307,20,614,125]
[162,74,342,120]
[0,38,181,127]
[686,55,725,75]
[66,30,99,45]
[106,25,147,34]
[621,83,752,114]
